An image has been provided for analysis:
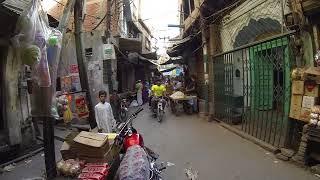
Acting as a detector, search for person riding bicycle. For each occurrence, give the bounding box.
[151,79,166,113]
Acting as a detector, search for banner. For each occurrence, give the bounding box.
[75,94,89,119]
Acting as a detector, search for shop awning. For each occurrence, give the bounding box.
[160,66,178,73]
[128,52,159,66]
[160,56,183,65]
[166,36,192,57]
[119,37,142,53]
[2,0,31,15]
[141,52,158,60]
[303,0,320,15]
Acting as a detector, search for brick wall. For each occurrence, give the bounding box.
[47,0,121,33]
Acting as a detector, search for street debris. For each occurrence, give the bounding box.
[185,165,199,180]
[25,159,32,164]
[3,164,16,172]
[41,153,44,157]
[167,162,175,167]
[22,177,45,180]
[273,160,279,164]
[315,174,320,178]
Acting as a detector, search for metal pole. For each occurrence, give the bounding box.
[43,115,56,179]
[200,10,209,117]
[74,0,96,128]
[39,86,56,179]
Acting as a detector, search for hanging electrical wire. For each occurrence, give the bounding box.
[91,0,134,31]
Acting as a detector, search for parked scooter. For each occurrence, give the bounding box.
[114,108,167,180]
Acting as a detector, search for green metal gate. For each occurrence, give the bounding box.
[212,35,292,147]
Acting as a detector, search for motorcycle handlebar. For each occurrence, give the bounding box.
[132,108,144,116]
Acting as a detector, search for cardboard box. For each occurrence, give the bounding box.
[60,142,76,160]
[299,108,311,122]
[292,80,304,94]
[289,105,301,119]
[304,83,319,97]
[290,95,303,108]
[305,67,320,84]
[73,131,109,157]
[302,96,319,109]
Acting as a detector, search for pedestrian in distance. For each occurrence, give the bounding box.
[94,90,117,133]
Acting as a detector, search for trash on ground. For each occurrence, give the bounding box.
[273,160,279,164]
[25,159,32,164]
[315,174,320,178]
[167,162,175,167]
[185,166,199,180]
[3,164,16,172]
[22,177,45,180]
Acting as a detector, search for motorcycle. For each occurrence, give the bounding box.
[113,108,167,180]
[152,97,166,122]
[119,98,128,122]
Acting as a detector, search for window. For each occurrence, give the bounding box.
[145,38,151,51]
[183,0,190,20]
[190,0,195,12]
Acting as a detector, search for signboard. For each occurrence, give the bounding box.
[103,44,116,60]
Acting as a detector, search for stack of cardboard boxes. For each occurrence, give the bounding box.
[60,131,119,163]
[290,69,320,122]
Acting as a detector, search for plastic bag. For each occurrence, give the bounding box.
[63,105,73,123]
[315,50,320,67]
[13,0,52,87]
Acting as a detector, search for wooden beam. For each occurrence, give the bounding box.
[302,0,320,15]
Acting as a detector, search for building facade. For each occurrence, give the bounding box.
[171,0,320,150]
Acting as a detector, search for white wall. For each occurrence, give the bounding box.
[220,0,283,52]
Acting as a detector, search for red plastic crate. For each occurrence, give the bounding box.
[85,163,109,168]
[78,172,105,180]
[82,166,109,175]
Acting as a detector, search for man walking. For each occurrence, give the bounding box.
[95,90,116,133]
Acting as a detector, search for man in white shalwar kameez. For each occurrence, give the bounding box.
[95,90,117,133]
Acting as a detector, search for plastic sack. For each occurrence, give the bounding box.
[310,113,319,119]
[118,145,150,180]
[13,0,52,87]
[57,159,84,177]
[63,105,73,123]
[315,50,320,67]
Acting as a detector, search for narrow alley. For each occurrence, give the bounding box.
[133,107,317,180]
[0,107,318,180]
[1,0,320,179]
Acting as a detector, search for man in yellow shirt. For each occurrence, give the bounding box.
[151,79,166,112]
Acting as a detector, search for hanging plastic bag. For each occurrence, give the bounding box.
[315,50,320,67]
[47,29,62,89]
[63,105,73,124]
[13,0,52,87]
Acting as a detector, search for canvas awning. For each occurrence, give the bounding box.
[160,66,178,73]
[128,52,159,66]
[119,37,142,53]
[160,56,183,65]
[2,0,32,15]
[141,52,158,60]
[166,36,192,57]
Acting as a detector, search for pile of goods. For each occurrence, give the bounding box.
[309,106,320,126]
[78,163,110,180]
[56,159,85,177]
[57,131,119,178]
[170,91,185,99]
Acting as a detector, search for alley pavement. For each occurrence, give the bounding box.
[0,105,319,180]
